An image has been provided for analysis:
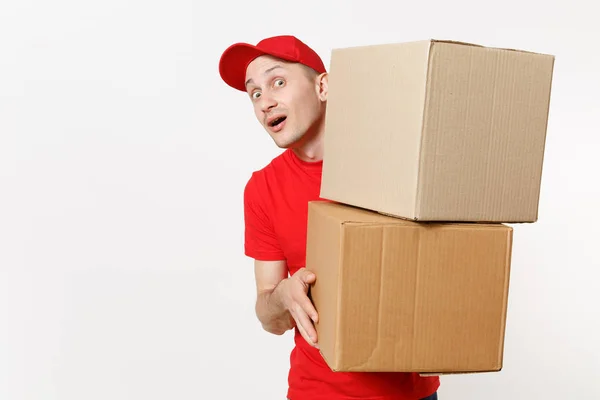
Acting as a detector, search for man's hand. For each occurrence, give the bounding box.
[274,268,319,348]
[254,261,319,348]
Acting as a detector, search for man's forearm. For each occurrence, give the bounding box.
[255,283,295,335]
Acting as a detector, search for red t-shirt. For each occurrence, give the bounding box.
[244,148,440,400]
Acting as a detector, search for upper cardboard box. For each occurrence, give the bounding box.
[320,39,555,222]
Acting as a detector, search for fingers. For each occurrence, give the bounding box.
[290,270,318,323]
[291,305,318,348]
[296,293,318,323]
[284,269,320,348]
[297,322,318,349]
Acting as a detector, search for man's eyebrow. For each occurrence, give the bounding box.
[245,65,284,87]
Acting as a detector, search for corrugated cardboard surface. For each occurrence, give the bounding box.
[306,201,513,373]
[320,39,555,222]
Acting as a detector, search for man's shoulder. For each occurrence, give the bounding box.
[255,149,289,173]
[244,150,288,199]
[245,150,288,184]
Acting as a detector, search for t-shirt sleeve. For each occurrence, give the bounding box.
[243,173,286,261]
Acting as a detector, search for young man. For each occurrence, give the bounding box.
[218,35,440,400]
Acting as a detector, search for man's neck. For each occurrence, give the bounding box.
[293,139,322,162]
[292,112,325,162]
[292,130,323,162]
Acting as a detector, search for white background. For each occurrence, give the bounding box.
[1,0,598,399]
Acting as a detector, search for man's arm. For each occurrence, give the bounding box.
[254,260,319,348]
[254,260,292,335]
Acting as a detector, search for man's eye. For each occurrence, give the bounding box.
[252,92,261,99]
[275,79,285,87]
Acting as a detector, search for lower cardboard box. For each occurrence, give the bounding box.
[305,201,513,374]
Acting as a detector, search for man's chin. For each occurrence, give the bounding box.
[272,133,303,149]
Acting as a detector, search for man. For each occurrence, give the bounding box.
[218,35,440,400]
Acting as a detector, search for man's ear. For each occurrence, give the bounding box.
[316,72,328,102]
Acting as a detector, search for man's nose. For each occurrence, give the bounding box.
[260,93,277,113]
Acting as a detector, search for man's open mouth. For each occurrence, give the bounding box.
[269,116,287,127]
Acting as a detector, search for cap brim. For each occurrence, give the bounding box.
[219,43,270,92]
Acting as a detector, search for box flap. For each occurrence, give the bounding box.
[310,201,408,225]
[431,39,555,57]
[311,201,511,230]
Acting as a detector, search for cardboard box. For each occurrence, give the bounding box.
[320,39,555,222]
[306,201,513,373]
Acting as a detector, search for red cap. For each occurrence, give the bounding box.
[219,35,327,92]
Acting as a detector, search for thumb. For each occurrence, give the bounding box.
[302,270,316,283]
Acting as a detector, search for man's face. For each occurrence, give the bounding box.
[244,55,326,148]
